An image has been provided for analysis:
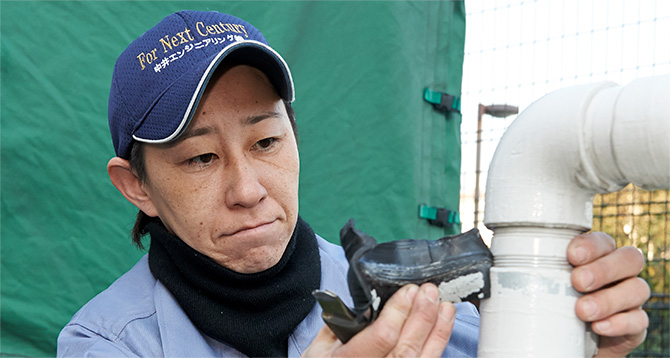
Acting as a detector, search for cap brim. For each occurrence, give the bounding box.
[132,40,294,144]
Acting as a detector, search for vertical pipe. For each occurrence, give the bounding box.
[478,227,587,357]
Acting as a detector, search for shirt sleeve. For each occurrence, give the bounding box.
[443,302,480,357]
[57,324,139,358]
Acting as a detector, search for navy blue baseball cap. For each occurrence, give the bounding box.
[108,10,294,159]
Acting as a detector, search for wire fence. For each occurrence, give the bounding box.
[460,0,670,355]
[593,186,670,357]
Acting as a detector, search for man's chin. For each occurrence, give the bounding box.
[215,242,291,273]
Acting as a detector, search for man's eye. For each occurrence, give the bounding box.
[188,153,215,165]
[255,138,277,150]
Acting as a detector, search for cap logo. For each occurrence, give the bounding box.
[135,21,249,73]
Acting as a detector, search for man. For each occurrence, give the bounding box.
[58,10,649,357]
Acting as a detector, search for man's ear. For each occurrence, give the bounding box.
[107,157,158,217]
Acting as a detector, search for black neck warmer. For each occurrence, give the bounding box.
[147,217,321,357]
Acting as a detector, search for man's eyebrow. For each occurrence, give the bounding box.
[161,112,283,148]
[245,112,283,126]
[163,126,215,148]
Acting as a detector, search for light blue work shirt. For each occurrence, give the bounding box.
[58,235,479,357]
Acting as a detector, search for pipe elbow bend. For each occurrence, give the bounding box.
[484,75,670,231]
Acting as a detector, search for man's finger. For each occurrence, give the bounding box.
[591,308,649,337]
[594,328,648,358]
[571,246,645,292]
[337,284,418,357]
[575,277,650,322]
[300,325,341,357]
[567,231,616,266]
[420,302,456,357]
[388,283,441,357]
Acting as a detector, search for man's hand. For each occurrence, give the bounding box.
[568,231,650,357]
[302,283,456,357]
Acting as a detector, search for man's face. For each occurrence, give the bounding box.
[141,65,300,273]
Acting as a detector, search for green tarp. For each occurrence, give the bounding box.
[1,1,465,355]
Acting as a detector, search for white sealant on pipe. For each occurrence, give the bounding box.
[437,272,484,302]
[479,75,670,357]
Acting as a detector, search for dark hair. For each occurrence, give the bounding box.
[128,100,297,249]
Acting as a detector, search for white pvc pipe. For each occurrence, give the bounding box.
[478,75,670,357]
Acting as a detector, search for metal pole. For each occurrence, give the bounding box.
[473,104,485,229]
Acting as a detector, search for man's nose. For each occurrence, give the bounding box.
[224,157,268,208]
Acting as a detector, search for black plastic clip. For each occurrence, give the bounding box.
[424,88,461,114]
[418,205,460,228]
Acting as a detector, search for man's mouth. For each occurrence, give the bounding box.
[226,220,277,237]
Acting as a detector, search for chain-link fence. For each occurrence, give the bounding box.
[593,186,669,357]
